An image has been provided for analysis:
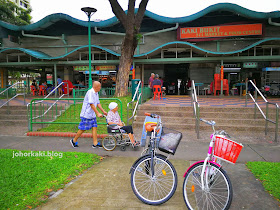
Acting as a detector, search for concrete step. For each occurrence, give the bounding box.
[0,115,28,120]
[135,116,270,126]
[133,121,278,132]
[0,119,28,126]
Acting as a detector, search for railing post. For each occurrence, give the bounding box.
[245,82,248,107]
[23,84,26,105]
[275,105,279,142]
[265,103,268,135]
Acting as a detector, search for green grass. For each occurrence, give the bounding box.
[36,96,133,134]
[246,161,280,201]
[0,149,101,209]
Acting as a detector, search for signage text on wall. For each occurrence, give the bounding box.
[180,24,262,39]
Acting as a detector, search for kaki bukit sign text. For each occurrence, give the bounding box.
[180,24,262,39]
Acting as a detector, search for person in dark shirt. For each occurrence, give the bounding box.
[246,73,256,95]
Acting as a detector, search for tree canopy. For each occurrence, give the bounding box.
[0,0,32,25]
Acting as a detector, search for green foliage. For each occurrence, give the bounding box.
[0,0,32,25]
[246,161,280,201]
[0,149,101,209]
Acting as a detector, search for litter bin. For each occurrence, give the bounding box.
[131,79,141,99]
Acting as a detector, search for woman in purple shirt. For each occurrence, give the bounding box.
[107,102,139,146]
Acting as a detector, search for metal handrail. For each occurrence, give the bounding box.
[245,80,279,142]
[27,82,69,130]
[127,81,142,125]
[0,82,26,112]
[191,80,200,139]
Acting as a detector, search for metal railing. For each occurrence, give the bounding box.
[28,98,123,132]
[0,82,27,113]
[245,80,279,142]
[27,82,69,131]
[191,80,200,138]
[73,87,133,98]
[127,81,142,125]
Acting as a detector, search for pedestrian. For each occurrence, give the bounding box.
[70,81,107,148]
[148,73,155,89]
[57,75,63,96]
[246,73,256,95]
[106,102,139,146]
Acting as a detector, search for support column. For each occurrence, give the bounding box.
[64,66,72,81]
[40,67,47,83]
[54,64,57,98]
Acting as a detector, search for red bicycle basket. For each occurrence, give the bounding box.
[214,136,243,163]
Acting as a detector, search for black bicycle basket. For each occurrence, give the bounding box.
[158,127,182,155]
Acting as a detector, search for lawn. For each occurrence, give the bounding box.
[36,95,133,134]
[246,161,280,201]
[0,149,101,209]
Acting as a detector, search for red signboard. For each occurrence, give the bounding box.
[221,66,224,80]
[180,23,262,39]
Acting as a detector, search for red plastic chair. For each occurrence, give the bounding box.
[30,85,37,96]
[38,85,46,96]
[153,85,162,100]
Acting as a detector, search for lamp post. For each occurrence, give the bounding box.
[81,7,97,89]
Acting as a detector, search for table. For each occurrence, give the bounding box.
[195,83,204,96]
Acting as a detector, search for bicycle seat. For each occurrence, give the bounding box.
[145,122,157,132]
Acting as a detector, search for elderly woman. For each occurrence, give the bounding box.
[107,102,139,146]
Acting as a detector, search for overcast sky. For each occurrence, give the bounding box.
[30,0,280,23]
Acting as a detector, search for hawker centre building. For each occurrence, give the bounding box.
[1,3,280,94]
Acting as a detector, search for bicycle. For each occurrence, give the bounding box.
[183,118,243,210]
[129,113,182,205]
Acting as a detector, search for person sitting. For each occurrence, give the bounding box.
[152,74,166,96]
[106,102,139,146]
[31,80,38,90]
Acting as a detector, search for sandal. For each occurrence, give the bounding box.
[132,141,140,147]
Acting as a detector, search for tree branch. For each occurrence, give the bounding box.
[108,0,127,29]
[127,0,136,29]
[135,0,149,28]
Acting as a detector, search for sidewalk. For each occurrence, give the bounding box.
[1,134,280,209]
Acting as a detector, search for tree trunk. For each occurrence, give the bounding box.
[115,33,137,97]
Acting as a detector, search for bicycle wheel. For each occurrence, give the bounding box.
[102,136,117,151]
[183,162,232,210]
[130,154,177,205]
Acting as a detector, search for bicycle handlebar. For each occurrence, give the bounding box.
[200,118,216,126]
[144,112,159,118]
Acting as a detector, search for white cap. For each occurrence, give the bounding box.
[109,102,118,110]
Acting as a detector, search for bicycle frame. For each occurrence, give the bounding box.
[183,119,222,190]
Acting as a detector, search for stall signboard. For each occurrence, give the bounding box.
[179,23,262,39]
[262,67,280,71]
[243,62,258,68]
[95,66,116,71]
[73,66,93,71]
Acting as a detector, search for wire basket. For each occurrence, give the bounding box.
[158,127,182,155]
[214,136,243,164]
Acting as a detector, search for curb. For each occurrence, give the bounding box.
[26,132,108,139]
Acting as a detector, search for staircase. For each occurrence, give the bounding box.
[133,104,278,133]
[0,106,28,126]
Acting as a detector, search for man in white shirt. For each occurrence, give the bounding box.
[70,81,107,148]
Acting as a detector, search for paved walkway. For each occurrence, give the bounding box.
[1,135,279,209]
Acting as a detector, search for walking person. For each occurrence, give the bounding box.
[246,72,256,95]
[70,81,107,148]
